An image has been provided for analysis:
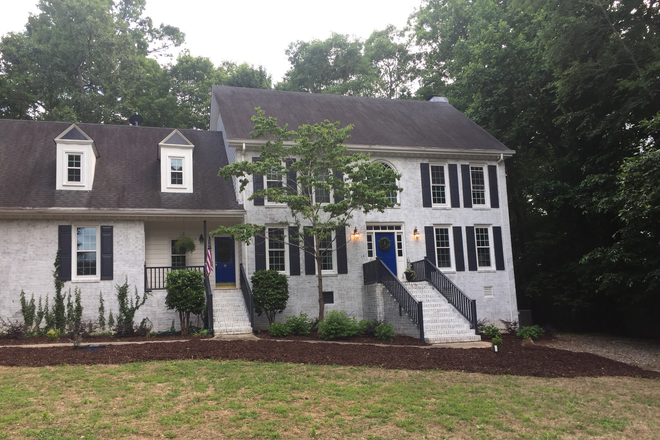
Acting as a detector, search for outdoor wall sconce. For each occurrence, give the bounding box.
[352,227,360,240]
[413,227,420,239]
[198,234,204,244]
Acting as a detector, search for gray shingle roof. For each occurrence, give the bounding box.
[212,86,512,153]
[0,119,241,212]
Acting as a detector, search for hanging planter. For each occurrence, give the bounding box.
[173,233,196,255]
[378,236,392,252]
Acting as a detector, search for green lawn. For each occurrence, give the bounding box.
[1,360,658,439]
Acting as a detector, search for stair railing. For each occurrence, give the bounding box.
[239,264,255,329]
[411,258,478,330]
[363,258,424,342]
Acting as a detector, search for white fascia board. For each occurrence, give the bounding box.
[0,208,246,221]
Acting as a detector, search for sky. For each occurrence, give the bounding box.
[0,0,424,82]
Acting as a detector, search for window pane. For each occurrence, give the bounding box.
[171,159,183,185]
[435,228,451,268]
[77,252,97,275]
[475,228,490,247]
[68,168,81,182]
[471,167,486,205]
[475,228,491,267]
[171,256,186,268]
[319,236,333,271]
[315,188,330,203]
[431,165,446,204]
[68,154,81,182]
[77,228,96,251]
[268,228,286,271]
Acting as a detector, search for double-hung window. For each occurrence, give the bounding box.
[267,227,286,272]
[470,166,486,206]
[266,167,284,203]
[314,172,331,204]
[170,158,183,185]
[434,227,453,269]
[379,162,399,205]
[76,227,98,276]
[67,154,82,183]
[475,227,492,268]
[430,165,447,205]
[171,239,186,268]
[319,234,334,272]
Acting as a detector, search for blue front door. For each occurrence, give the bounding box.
[375,232,397,275]
[215,237,236,287]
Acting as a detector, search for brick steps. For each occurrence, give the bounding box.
[401,281,481,344]
[212,289,253,335]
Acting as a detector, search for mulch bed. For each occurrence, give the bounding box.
[1,334,658,379]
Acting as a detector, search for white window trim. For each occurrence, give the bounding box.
[376,160,400,207]
[318,231,337,275]
[365,224,406,278]
[65,152,84,186]
[430,164,450,208]
[434,225,456,272]
[168,157,185,189]
[72,225,100,282]
[266,226,289,273]
[170,238,187,268]
[474,225,495,271]
[264,165,287,206]
[469,165,490,208]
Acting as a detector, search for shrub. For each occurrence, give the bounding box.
[483,325,501,339]
[500,319,519,334]
[374,323,395,341]
[358,319,379,336]
[269,322,290,337]
[318,311,360,340]
[46,328,60,342]
[19,290,36,329]
[517,325,544,340]
[492,335,503,348]
[476,318,489,334]
[165,269,206,336]
[113,278,150,337]
[0,318,28,339]
[251,270,289,325]
[98,292,106,331]
[286,313,312,336]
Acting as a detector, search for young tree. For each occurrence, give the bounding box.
[165,269,206,336]
[251,270,289,325]
[213,108,401,320]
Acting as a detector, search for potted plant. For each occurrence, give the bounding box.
[173,233,196,255]
[404,268,416,282]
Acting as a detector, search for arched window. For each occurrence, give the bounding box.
[378,162,399,205]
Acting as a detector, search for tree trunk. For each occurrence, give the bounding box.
[315,236,325,321]
[179,311,187,336]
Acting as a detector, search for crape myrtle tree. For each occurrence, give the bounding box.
[213,108,401,320]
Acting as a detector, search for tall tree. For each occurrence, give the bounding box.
[213,108,401,320]
[0,0,184,123]
[364,25,417,99]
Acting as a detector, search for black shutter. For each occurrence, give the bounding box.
[58,225,72,281]
[289,226,300,276]
[254,234,266,271]
[252,157,264,206]
[466,226,477,271]
[461,164,472,208]
[420,163,432,207]
[488,165,499,208]
[336,227,348,274]
[493,226,505,270]
[333,171,344,203]
[286,158,297,196]
[453,226,465,272]
[449,164,460,208]
[304,227,315,275]
[100,226,113,280]
[424,226,436,266]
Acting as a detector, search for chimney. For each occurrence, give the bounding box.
[429,96,449,103]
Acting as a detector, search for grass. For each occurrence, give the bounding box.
[0,360,658,439]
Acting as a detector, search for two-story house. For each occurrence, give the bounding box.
[210,86,519,343]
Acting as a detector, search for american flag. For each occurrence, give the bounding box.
[205,238,213,276]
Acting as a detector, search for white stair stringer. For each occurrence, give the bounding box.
[212,289,253,335]
[401,281,481,344]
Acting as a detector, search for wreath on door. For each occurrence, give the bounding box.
[378,236,392,252]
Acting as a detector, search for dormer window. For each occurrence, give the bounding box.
[159,130,194,193]
[55,124,98,191]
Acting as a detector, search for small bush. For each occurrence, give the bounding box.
[165,269,206,336]
[269,322,290,337]
[285,313,312,336]
[0,318,28,340]
[358,319,379,336]
[500,319,519,334]
[251,270,289,325]
[492,335,503,347]
[483,325,501,339]
[46,328,60,341]
[517,325,544,340]
[476,318,489,334]
[318,311,360,340]
[374,323,395,341]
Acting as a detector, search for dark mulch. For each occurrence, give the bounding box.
[0,334,658,379]
[254,332,428,346]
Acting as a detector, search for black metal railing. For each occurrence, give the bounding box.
[239,264,255,329]
[363,259,424,341]
[411,258,478,330]
[204,275,214,333]
[144,265,204,292]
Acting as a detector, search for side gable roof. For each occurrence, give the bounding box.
[211,86,512,153]
[0,119,241,211]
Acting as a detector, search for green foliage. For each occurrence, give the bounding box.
[517,325,545,340]
[19,290,36,329]
[317,311,361,340]
[107,311,115,331]
[483,325,501,339]
[113,278,150,337]
[250,270,289,325]
[492,336,503,348]
[358,319,378,336]
[268,322,290,337]
[374,323,395,341]
[65,289,74,326]
[165,270,206,336]
[172,234,196,255]
[98,292,106,331]
[52,250,66,332]
[46,329,60,342]
[285,313,312,336]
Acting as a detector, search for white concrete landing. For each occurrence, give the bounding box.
[212,288,254,336]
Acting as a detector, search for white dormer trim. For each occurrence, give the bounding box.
[159,129,194,193]
[55,124,98,191]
